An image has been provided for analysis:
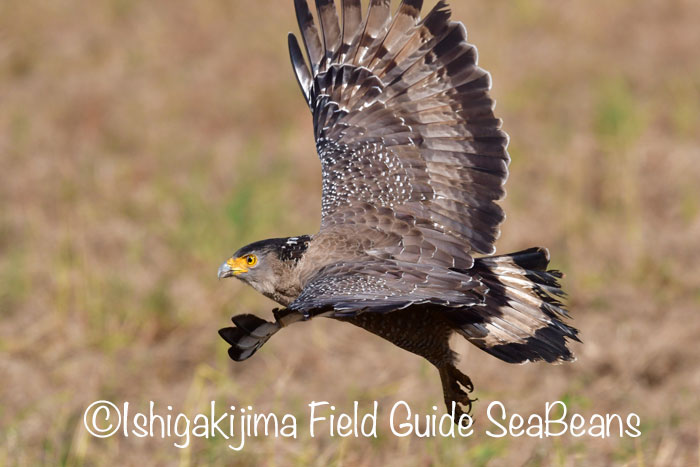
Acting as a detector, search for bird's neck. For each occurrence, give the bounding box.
[267,235,313,306]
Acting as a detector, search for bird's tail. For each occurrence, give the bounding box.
[449,247,580,364]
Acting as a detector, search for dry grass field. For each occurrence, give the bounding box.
[2,0,700,465]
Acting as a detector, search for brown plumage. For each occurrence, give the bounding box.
[217,0,579,423]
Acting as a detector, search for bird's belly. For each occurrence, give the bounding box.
[336,306,456,367]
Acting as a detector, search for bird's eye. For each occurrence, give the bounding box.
[245,255,258,266]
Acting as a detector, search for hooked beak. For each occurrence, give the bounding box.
[218,257,247,279]
[218,262,233,279]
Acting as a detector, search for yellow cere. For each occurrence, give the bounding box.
[226,256,252,274]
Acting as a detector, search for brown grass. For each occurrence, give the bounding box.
[1,0,699,465]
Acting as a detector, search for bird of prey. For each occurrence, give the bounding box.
[218,0,579,423]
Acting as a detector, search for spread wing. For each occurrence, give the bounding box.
[289,259,486,315]
[290,0,510,271]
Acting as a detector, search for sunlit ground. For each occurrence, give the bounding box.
[1,0,699,465]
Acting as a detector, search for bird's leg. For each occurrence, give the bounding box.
[438,364,476,427]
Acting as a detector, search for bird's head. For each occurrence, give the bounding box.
[218,239,282,288]
[218,236,311,304]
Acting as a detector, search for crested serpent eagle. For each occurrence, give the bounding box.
[217,0,579,423]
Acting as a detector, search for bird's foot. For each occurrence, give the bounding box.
[439,365,477,427]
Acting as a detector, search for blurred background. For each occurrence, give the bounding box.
[1,0,699,465]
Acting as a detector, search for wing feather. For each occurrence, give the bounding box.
[316,0,341,64]
[352,0,392,66]
[339,0,362,62]
[289,259,486,315]
[288,33,313,105]
[294,0,324,74]
[289,0,510,311]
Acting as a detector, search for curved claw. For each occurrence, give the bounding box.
[439,365,477,426]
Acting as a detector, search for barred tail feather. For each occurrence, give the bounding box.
[452,247,580,364]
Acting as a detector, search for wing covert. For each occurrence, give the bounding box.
[289,258,486,316]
